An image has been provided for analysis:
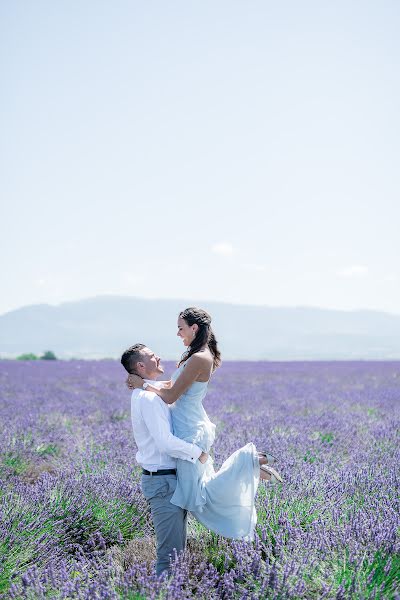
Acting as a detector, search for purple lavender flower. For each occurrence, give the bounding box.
[0,359,398,598]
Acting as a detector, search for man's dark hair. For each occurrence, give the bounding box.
[121,343,146,374]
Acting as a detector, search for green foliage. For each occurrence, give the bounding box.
[303,450,318,463]
[40,350,58,360]
[0,484,148,593]
[367,407,379,417]
[363,552,400,597]
[319,432,335,444]
[88,497,142,541]
[16,353,38,360]
[0,503,57,593]
[110,410,130,422]
[204,537,234,574]
[15,350,59,362]
[36,443,60,457]
[330,550,400,598]
[0,548,17,594]
[117,592,147,600]
[0,452,29,476]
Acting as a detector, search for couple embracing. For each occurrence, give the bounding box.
[121,307,282,576]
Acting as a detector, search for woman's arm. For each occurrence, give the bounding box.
[126,377,172,390]
[157,380,172,389]
[128,354,211,404]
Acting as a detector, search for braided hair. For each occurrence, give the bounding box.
[178,307,221,370]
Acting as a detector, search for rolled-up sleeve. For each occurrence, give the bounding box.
[140,392,202,463]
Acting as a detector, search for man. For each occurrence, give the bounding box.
[121,343,208,576]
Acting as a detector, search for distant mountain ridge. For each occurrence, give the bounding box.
[1,296,400,359]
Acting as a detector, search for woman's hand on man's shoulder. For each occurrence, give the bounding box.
[126,373,144,390]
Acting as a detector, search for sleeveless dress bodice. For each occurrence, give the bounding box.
[168,362,260,541]
[170,364,216,452]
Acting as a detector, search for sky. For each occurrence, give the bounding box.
[1,1,399,316]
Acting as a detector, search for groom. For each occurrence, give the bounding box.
[121,343,208,576]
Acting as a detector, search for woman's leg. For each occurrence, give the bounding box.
[258,454,270,480]
[258,454,283,482]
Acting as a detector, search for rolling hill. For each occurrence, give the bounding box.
[1,296,400,359]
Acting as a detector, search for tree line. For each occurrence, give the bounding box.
[17,351,58,360]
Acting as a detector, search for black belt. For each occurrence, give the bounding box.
[142,468,177,476]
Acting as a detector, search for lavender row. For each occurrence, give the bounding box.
[0,360,399,598]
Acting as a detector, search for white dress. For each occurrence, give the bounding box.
[169,363,260,540]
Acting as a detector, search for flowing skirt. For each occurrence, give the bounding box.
[170,442,260,540]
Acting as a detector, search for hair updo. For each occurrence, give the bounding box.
[178,307,221,370]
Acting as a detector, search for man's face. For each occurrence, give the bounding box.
[137,347,164,379]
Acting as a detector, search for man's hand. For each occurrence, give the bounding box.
[126,374,144,390]
[199,451,209,464]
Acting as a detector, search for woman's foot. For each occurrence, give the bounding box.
[259,464,283,483]
[257,451,277,465]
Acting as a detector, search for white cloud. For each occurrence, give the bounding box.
[242,263,266,273]
[337,265,369,278]
[211,242,234,257]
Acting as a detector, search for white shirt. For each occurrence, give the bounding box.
[131,383,202,471]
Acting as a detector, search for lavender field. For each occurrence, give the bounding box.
[0,360,399,599]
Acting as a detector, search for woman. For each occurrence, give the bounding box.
[128,307,282,540]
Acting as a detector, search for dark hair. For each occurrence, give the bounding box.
[121,343,146,374]
[178,307,221,370]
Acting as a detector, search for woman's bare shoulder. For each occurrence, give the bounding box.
[187,349,213,367]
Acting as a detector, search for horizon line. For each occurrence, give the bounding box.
[1,293,400,319]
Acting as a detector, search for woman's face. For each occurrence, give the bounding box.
[177,316,198,347]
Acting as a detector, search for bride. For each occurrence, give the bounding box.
[127,307,282,540]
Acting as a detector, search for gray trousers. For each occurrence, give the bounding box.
[141,474,188,576]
